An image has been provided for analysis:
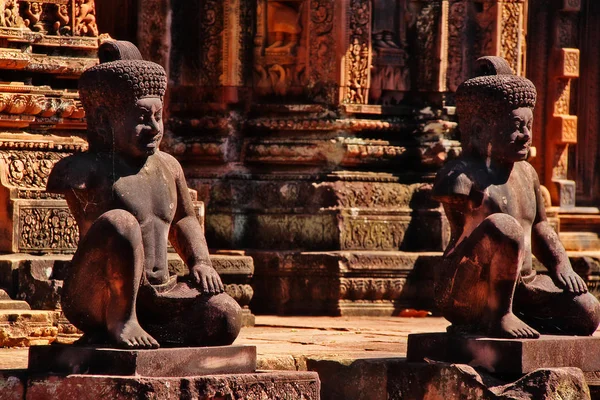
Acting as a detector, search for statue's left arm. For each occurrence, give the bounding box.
[164,153,224,294]
[530,164,587,294]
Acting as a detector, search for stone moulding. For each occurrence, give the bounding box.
[249,251,439,316]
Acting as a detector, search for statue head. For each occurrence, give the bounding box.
[79,59,167,158]
[456,57,537,162]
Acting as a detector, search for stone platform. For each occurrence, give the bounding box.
[24,371,320,400]
[4,316,600,399]
[407,333,600,375]
[12,344,320,399]
[28,345,257,377]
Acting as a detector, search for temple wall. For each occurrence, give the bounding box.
[129,0,535,315]
[2,0,598,318]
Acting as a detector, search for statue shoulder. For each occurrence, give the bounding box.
[432,159,473,200]
[517,160,539,181]
[156,151,184,179]
[46,153,98,194]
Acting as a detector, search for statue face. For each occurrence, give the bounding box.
[112,96,164,159]
[480,107,533,163]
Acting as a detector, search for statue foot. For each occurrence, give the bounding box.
[384,40,400,49]
[374,39,391,49]
[111,320,160,349]
[74,332,109,346]
[267,40,284,49]
[488,313,540,339]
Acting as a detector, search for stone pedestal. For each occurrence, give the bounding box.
[28,345,257,377]
[407,333,600,375]
[21,345,320,400]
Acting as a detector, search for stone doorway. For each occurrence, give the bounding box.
[575,0,600,206]
[96,0,138,44]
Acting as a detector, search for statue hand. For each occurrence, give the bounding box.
[553,266,588,295]
[191,263,225,295]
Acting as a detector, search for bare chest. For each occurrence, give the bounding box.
[480,175,536,223]
[112,166,177,224]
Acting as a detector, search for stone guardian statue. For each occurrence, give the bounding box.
[432,56,600,339]
[47,43,242,349]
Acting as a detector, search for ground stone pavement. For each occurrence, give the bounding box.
[0,316,450,371]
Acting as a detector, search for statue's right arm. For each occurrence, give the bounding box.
[46,155,90,194]
[431,162,474,209]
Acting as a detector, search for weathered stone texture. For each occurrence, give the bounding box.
[408,333,600,375]
[491,368,591,400]
[307,358,590,400]
[0,373,25,400]
[25,372,320,400]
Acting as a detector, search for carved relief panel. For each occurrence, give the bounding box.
[0,0,98,36]
[254,0,308,97]
[369,0,412,105]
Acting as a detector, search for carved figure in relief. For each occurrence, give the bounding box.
[52,4,70,35]
[73,0,98,37]
[46,42,242,349]
[3,0,23,27]
[23,1,44,32]
[266,1,301,53]
[372,0,401,49]
[370,0,411,104]
[432,57,600,338]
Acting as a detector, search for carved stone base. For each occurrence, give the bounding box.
[407,333,600,375]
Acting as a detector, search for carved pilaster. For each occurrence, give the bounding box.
[198,0,224,89]
[446,0,468,92]
[341,0,371,104]
[137,0,171,70]
[415,1,446,93]
[545,1,580,208]
[499,1,525,75]
[307,0,336,103]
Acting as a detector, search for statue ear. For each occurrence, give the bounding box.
[469,117,487,151]
[95,106,111,137]
[472,120,483,139]
[93,106,113,147]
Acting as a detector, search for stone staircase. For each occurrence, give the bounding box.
[0,290,59,347]
[559,208,600,251]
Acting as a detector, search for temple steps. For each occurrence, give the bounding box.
[559,207,600,251]
[560,232,600,251]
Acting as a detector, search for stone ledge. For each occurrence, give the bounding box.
[407,332,600,374]
[0,309,59,347]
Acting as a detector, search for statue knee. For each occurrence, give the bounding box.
[570,293,600,335]
[482,214,524,252]
[197,293,242,346]
[95,209,142,246]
